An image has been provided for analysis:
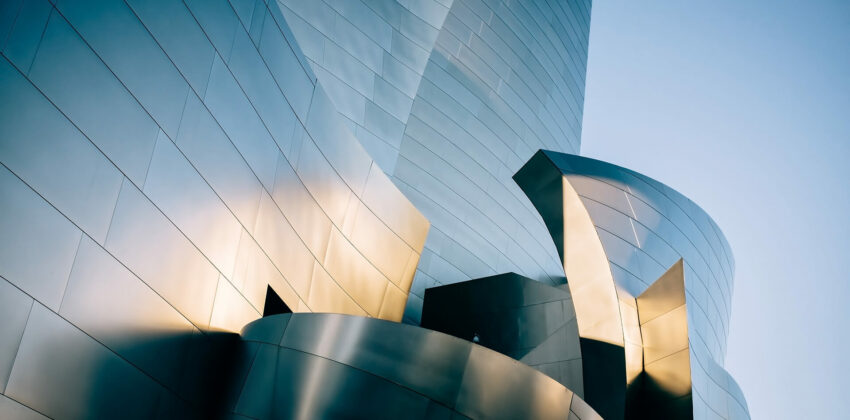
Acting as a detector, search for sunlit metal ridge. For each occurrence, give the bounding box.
[514,150,748,419]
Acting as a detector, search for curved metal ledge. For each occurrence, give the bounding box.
[228,313,601,420]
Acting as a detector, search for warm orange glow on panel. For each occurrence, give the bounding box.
[561,176,624,347]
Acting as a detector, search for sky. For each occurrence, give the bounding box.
[580,1,850,418]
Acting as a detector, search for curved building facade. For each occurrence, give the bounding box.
[421,273,586,396]
[267,0,592,323]
[0,0,428,416]
[229,313,602,420]
[0,0,750,419]
[514,151,749,419]
[393,0,592,323]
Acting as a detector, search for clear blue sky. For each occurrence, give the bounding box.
[581,1,850,418]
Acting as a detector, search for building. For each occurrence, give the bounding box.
[0,0,747,418]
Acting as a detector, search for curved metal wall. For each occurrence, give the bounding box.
[421,273,585,396]
[0,0,751,418]
[231,313,602,420]
[516,151,748,420]
[275,0,453,175]
[547,153,734,360]
[395,0,593,324]
[270,0,595,324]
[0,0,428,416]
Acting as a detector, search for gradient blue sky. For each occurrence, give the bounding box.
[581,1,850,418]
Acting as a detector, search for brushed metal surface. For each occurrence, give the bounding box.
[234,313,602,420]
[515,150,748,419]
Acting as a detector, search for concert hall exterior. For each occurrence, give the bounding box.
[0,0,748,418]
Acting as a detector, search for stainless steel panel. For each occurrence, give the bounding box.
[241,313,292,345]
[233,343,277,419]
[266,3,315,82]
[570,392,603,420]
[275,0,447,184]
[331,13,383,73]
[1,0,50,72]
[421,273,583,392]
[0,277,32,393]
[633,221,681,270]
[143,133,242,277]
[240,0,268,47]
[363,100,406,148]
[0,165,81,311]
[314,66,368,123]
[322,228,390,316]
[234,313,599,419]
[0,0,469,416]
[219,340,260,415]
[637,260,688,323]
[57,0,189,138]
[582,197,639,247]
[456,345,573,420]
[59,235,195,389]
[0,0,24,46]
[303,84,373,194]
[183,0,237,58]
[293,135,352,226]
[520,321,583,366]
[381,50,420,97]
[306,261,366,316]
[361,163,431,251]
[517,150,747,418]
[0,394,48,420]
[330,1,392,50]
[227,28,299,150]
[321,41,374,99]
[0,57,123,243]
[392,163,502,274]
[641,305,689,363]
[281,313,470,407]
[5,304,162,419]
[597,227,642,280]
[644,348,692,396]
[391,29,429,71]
[270,154,333,262]
[105,180,219,329]
[358,1,587,332]
[232,229,303,312]
[125,0,215,96]
[203,54,279,191]
[559,359,586,398]
[269,347,433,419]
[355,125,399,173]
[209,274,261,333]
[403,292,425,325]
[378,282,408,321]
[252,192,316,298]
[0,0,754,417]
[256,11,314,119]
[174,92,263,232]
[277,7,324,62]
[29,12,159,185]
[348,199,414,285]
[399,10,439,51]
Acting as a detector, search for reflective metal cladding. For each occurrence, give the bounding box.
[514,150,749,419]
[421,272,585,397]
[267,0,595,325]
[0,0,751,418]
[230,313,602,420]
[1,0,430,416]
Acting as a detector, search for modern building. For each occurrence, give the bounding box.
[0,0,747,418]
